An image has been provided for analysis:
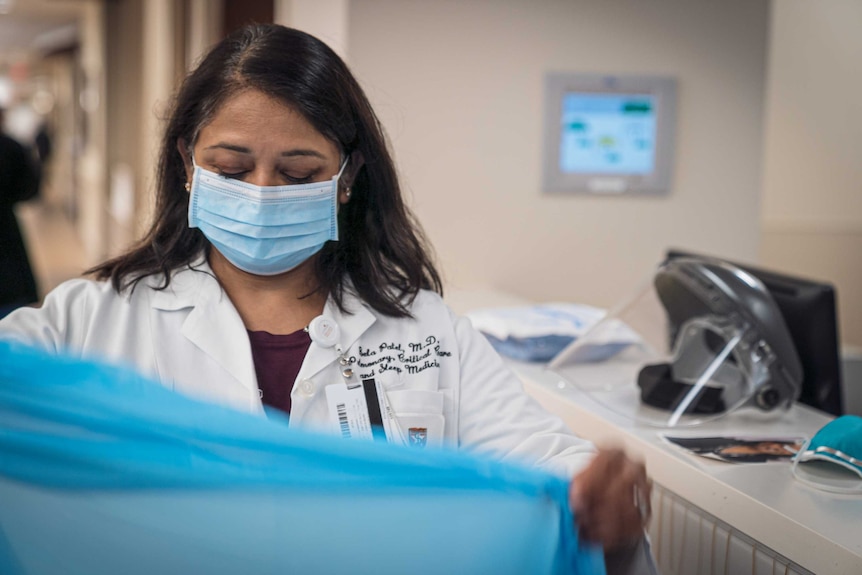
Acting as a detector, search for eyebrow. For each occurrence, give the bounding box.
[203,143,328,159]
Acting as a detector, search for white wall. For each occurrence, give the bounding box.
[348,0,769,309]
[275,0,349,61]
[760,0,862,347]
[761,0,862,228]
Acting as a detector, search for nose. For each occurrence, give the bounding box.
[246,167,284,188]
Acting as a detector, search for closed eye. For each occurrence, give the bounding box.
[282,172,316,185]
[216,170,249,179]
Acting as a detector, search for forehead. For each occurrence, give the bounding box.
[196,89,337,153]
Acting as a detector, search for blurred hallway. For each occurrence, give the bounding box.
[16,199,87,298]
[0,0,860,347]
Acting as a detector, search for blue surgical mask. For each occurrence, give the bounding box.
[188,157,348,275]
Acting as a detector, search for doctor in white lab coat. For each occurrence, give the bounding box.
[1,259,597,477]
[0,24,654,562]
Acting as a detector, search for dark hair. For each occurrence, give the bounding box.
[89,24,442,317]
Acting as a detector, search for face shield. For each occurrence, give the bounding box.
[549,257,803,427]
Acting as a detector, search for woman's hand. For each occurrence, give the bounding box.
[569,447,651,550]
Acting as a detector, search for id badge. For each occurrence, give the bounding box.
[325,379,392,442]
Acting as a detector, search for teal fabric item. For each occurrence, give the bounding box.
[0,339,604,575]
[798,415,862,477]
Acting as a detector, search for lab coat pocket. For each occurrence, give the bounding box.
[374,370,403,390]
[385,389,445,449]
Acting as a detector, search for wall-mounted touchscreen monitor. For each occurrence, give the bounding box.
[543,74,677,195]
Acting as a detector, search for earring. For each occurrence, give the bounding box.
[184,182,191,192]
[345,187,352,199]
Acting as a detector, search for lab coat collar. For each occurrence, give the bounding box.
[147,256,378,395]
[297,284,377,383]
[148,256,219,312]
[149,257,257,392]
[288,282,377,423]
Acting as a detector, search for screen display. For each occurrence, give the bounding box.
[559,92,657,175]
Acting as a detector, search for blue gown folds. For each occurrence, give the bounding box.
[0,339,604,575]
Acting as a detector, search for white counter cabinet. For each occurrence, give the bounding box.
[514,360,862,575]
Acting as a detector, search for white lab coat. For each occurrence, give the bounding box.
[0,260,596,477]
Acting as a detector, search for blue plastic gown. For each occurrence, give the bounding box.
[0,339,604,575]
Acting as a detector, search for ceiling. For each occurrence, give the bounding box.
[0,0,83,55]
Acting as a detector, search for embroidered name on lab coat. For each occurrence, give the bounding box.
[356,335,452,379]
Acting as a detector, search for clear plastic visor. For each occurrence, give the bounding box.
[549,312,768,427]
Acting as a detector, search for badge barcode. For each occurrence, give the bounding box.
[336,402,350,438]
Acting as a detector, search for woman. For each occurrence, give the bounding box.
[0,24,651,558]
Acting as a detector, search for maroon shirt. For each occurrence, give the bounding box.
[247,328,312,415]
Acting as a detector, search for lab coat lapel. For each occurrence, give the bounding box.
[150,262,257,393]
[286,288,377,424]
[297,289,377,383]
[182,295,257,392]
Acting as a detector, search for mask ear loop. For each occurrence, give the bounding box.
[791,437,812,486]
[185,150,199,192]
[332,155,352,201]
[791,438,862,494]
[334,154,350,182]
